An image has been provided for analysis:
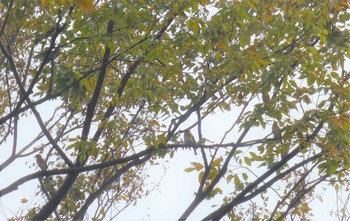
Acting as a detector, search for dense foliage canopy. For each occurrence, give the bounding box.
[0,0,349,220]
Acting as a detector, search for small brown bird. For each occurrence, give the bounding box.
[272,122,282,142]
[35,154,48,171]
[184,129,197,155]
[272,122,288,159]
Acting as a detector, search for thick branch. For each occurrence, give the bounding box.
[32,18,115,221]
[202,110,331,220]
[72,153,153,220]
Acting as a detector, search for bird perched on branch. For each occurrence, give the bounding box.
[184,129,198,155]
[272,122,289,159]
[35,154,54,195]
[35,154,48,171]
[272,122,282,142]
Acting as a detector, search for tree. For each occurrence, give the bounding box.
[0,0,349,220]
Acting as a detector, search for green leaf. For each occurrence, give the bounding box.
[244,157,251,166]
[184,167,195,173]
[242,173,248,181]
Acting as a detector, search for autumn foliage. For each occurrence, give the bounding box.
[0,1,349,220]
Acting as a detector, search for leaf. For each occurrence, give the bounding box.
[74,0,95,12]
[249,151,258,159]
[218,101,231,111]
[242,173,248,181]
[233,175,244,192]
[302,95,312,104]
[307,74,316,86]
[208,187,223,199]
[328,144,337,157]
[191,162,204,171]
[198,171,204,183]
[317,100,327,108]
[226,174,234,183]
[184,167,195,173]
[306,46,319,58]
[335,183,339,191]
[207,168,219,181]
[287,101,298,110]
[234,176,240,186]
[216,41,225,49]
[244,157,251,166]
[79,153,86,163]
[332,117,341,127]
[212,158,222,167]
[149,119,160,127]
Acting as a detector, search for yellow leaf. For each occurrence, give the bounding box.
[74,0,95,12]
[149,119,160,127]
[332,117,341,127]
[212,158,221,167]
[226,174,234,183]
[40,0,51,6]
[21,198,28,203]
[328,144,337,157]
[191,162,204,171]
[177,72,183,81]
[216,41,225,49]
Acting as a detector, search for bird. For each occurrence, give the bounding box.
[35,154,54,194]
[35,154,48,171]
[184,129,198,155]
[272,122,288,159]
[272,122,282,142]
